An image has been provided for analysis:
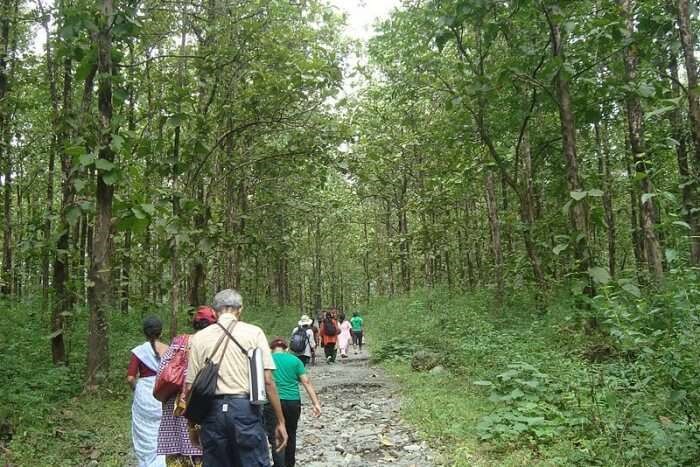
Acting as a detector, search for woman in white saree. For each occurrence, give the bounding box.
[127,316,168,467]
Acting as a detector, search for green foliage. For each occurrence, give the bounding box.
[366,281,700,466]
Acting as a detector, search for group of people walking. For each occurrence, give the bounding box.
[126,288,365,467]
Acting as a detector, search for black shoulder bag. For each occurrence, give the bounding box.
[184,320,237,424]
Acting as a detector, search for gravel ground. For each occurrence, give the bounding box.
[292,347,436,467]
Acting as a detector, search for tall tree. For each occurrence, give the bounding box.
[86,0,115,386]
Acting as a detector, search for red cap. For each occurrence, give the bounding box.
[193,306,217,325]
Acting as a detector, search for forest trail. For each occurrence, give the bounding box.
[295,350,436,467]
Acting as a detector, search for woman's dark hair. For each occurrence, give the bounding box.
[339,313,346,322]
[143,316,163,360]
[193,319,212,331]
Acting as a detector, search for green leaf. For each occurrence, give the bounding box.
[472,380,494,386]
[95,159,115,171]
[140,204,156,216]
[552,244,568,255]
[672,220,691,230]
[570,191,587,201]
[102,170,119,186]
[65,145,85,157]
[587,189,604,197]
[65,205,82,226]
[621,282,641,298]
[588,266,611,284]
[73,178,87,193]
[641,193,655,205]
[637,82,655,98]
[79,153,96,167]
[110,134,125,152]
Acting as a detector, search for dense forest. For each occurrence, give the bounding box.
[1,0,700,465]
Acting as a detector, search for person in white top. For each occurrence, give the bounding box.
[290,315,316,366]
[337,313,352,359]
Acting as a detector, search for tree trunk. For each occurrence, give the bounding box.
[0,0,14,296]
[519,128,546,288]
[621,0,664,282]
[51,55,76,365]
[313,218,322,313]
[41,2,59,303]
[668,55,694,243]
[676,0,700,265]
[120,231,131,313]
[485,171,504,303]
[595,122,617,277]
[545,10,592,276]
[169,23,186,338]
[86,0,115,387]
[397,176,410,293]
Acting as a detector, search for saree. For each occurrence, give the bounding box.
[132,342,167,467]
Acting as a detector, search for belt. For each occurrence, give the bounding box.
[214,394,250,399]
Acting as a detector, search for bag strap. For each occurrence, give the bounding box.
[216,321,248,355]
[206,320,237,363]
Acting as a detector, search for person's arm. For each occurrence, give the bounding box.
[299,374,321,417]
[264,370,288,451]
[126,354,139,390]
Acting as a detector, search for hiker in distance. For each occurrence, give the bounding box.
[264,337,322,467]
[289,315,316,366]
[183,289,288,467]
[127,316,168,467]
[350,311,364,353]
[337,313,352,359]
[319,310,340,363]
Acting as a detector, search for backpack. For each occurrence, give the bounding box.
[323,318,337,336]
[289,327,308,354]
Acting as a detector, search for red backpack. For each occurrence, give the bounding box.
[153,335,190,402]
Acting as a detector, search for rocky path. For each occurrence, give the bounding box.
[294,349,436,467]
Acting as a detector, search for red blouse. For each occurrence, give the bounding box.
[127,354,157,378]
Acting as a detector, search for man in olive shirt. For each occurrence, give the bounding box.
[264,337,321,467]
[185,289,288,467]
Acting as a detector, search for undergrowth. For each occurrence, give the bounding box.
[367,275,700,466]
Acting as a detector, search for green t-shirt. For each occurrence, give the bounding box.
[272,352,306,401]
[350,316,364,332]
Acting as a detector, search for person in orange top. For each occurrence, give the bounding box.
[318,311,340,364]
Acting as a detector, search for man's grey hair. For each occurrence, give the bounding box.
[212,289,243,312]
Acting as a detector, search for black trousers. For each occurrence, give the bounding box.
[295,354,310,366]
[264,400,301,467]
[351,330,363,348]
[323,343,337,362]
[200,397,270,467]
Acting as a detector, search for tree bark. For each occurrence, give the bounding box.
[485,171,504,303]
[668,55,694,233]
[621,0,664,282]
[313,217,322,313]
[544,9,592,276]
[40,0,59,302]
[0,0,15,296]
[595,122,617,278]
[397,176,410,293]
[676,0,700,265]
[51,54,76,365]
[86,0,115,387]
[519,128,546,288]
